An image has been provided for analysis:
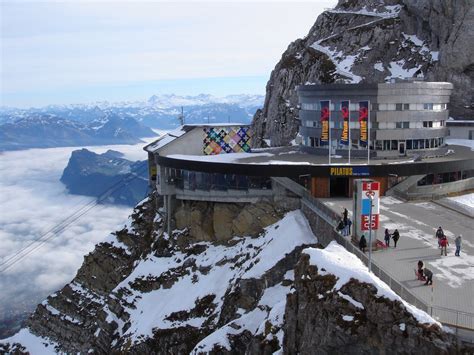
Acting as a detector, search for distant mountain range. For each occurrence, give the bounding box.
[0,113,156,151]
[0,94,263,151]
[0,94,264,129]
[60,149,148,207]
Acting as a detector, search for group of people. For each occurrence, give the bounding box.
[435,226,462,256]
[336,208,352,237]
[416,260,433,286]
[383,228,400,248]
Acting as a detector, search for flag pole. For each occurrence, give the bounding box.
[348,100,351,165]
[367,101,370,166]
[329,100,332,165]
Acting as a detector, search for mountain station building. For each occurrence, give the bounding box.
[144,81,474,202]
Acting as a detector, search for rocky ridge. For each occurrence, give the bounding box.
[0,193,464,354]
[61,149,148,207]
[252,0,474,147]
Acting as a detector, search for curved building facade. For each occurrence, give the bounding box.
[298,80,453,157]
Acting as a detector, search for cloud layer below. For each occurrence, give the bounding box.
[0,137,157,324]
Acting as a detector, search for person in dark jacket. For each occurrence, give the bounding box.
[392,229,400,248]
[417,260,425,280]
[343,208,348,224]
[359,234,367,252]
[435,226,444,248]
[384,228,390,247]
[424,268,433,285]
[337,219,345,234]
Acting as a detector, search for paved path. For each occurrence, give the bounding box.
[320,196,474,328]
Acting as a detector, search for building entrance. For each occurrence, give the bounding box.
[330,177,350,197]
[399,141,406,155]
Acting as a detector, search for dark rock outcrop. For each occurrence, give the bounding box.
[61,148,148,207]
[283,252,458,354]
[252,0,474,147]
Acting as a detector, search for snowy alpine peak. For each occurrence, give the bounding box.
[145,93,264,109]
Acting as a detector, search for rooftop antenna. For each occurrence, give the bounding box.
[178,106,185,126]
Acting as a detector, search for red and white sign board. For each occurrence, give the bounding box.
[361,214,379,230]
[360,181,380,230]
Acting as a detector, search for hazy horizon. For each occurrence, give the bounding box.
[1,1,336,108]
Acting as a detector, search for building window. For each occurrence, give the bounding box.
[402,121,410,128]
[407,140,412,149]
[375,140,383,150]
[423,121,433,128]
[396,103,403,111]
[301,103,319,110]
[419,139,425,149]
[423,103,434,110]
[372,103,379,111]
[391,140,397,150]
[404,103,410,110]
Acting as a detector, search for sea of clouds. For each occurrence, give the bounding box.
[0,135,161,331]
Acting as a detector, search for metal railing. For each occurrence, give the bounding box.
[272,177,474,341]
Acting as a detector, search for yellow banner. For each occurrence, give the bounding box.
[321,120,329,143]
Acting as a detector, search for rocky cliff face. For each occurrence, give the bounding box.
[0,195,316,354]
[1,193,464,354]
[253,0,474,147]
[284,244,458,354]
[61,149,148,207]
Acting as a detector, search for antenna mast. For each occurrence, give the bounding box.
[178,106,185,126]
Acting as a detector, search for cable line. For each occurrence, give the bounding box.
[0,164,148,274]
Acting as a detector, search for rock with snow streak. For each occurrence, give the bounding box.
[252,0,474,147]
[283,242,459,354]
[0,196,318,354]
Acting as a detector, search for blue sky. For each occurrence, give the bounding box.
[1,1,335,107]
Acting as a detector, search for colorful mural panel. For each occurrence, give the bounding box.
[203,126,252,155]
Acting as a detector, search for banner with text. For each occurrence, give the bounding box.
[358,101,369,147]
[320,100,330,145]
[340,100,350,145]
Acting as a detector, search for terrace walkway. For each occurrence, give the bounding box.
[320,196,474,340]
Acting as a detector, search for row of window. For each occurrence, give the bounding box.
[375,137,444,151]
[304,120,445,129]
[300,102,447,111]
[304,137,445,150]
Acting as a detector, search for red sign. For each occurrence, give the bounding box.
[362,181,379,191]
[361,214,379,231]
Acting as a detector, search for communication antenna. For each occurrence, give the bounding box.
[178,106,185,125]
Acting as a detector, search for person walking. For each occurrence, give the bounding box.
[440,235,449,256]
[359,234,367,253]
[435,226,444,248]
[424,268,433,285]
[455,235,462,256]
[384,228,390,247]
[392,229,400,248]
